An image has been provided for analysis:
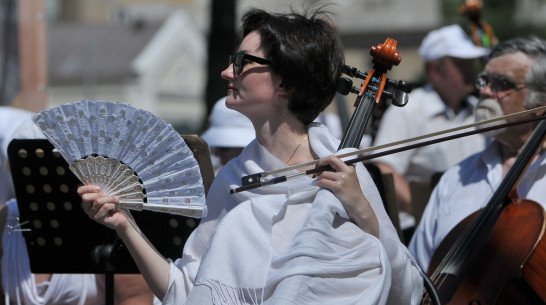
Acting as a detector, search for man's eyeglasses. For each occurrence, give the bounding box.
[475,73,529,93]
[229,52,272,74]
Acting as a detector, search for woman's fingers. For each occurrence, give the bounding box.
[79,185,119,217]
[316,156,379,236]
[318,155,355,173]
[93,200,118,219]
[77,186,126,231]
[77,185,101,197]
[316,156,356,184]
[316,155,363,202]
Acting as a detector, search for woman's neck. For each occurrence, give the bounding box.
[255,117,315,166]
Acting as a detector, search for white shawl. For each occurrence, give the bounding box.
[161,123,423,305]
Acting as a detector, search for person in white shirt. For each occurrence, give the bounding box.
[373,24,490,231]
[79,7,423,305]
[409,36,546,280]
[0,107,41,204]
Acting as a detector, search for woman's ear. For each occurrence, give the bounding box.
[276,79,288,94]
[274,76,290,97]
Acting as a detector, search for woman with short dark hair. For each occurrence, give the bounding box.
[79,7,423,305]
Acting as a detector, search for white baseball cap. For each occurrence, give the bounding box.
[201,97,255,148]
[418,24,489,62]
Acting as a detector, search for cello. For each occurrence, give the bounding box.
[423,118,546,304]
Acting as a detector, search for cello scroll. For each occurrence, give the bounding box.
[337,37,410,150]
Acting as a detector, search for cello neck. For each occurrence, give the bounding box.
[338,94,377,149]
[338,38,403,150]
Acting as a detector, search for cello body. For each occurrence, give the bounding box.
[428,198,546,304]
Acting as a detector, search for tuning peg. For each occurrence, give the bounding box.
[394,80,412,93]
[336,77,360,95]
[342,65,367,79]
[392,90,409,107]
[382,80,411,107]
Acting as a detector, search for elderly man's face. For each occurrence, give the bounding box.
[475,51,533,139]
[479,52,531,116]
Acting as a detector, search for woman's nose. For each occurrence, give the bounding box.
[221,64,235,80]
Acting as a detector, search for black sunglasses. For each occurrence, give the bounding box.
[229,52,272,74]
[475,73,528,93]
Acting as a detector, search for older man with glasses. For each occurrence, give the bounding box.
[408,36,546,300]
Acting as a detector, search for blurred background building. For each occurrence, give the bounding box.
[1,0,545,134]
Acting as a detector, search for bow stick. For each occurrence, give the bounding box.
[228,105,546,194]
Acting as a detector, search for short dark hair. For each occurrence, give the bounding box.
[241,7,345,125]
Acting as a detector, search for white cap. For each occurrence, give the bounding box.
[418,24,489,62]
[201,97,255,148]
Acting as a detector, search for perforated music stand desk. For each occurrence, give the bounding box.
[8,139,201,301]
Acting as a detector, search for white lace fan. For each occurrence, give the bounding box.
[32,100,207,218]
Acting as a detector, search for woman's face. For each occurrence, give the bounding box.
[221,31,283,121]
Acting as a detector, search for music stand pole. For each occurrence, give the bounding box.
[91,238,122,305]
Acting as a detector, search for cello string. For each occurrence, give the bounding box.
[248,105,546,179]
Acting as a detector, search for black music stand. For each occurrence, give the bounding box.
[8,139,200,305]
